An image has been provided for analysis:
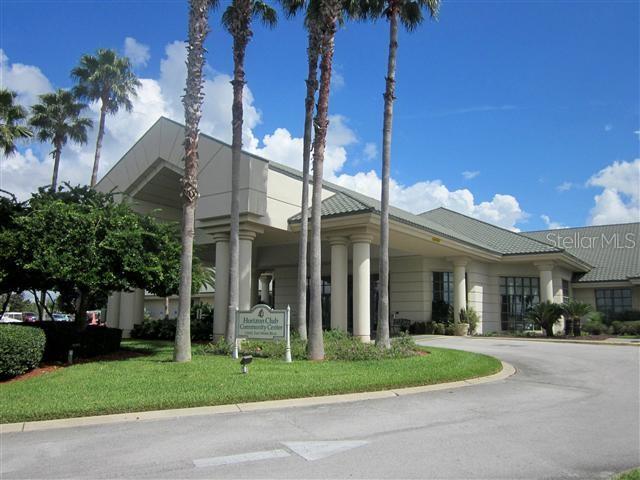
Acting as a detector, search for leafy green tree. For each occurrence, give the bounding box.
[28,89,92,191]
[526,301,564,337]
[0,88,33,156]
[223,0,277,346]
[561,299,592,336]
[11,185,183,330]
[72,49,141,187]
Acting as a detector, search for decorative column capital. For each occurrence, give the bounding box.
[329,236,349,246]
[534,261,555,272]
[239,230,257,242]
[211,232,229,243]
[451,257,469,268]
[350,233,373,244]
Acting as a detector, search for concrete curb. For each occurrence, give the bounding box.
[415,335,640,347]
[1,361,515,434]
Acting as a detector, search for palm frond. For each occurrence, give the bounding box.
[253,0,278,27]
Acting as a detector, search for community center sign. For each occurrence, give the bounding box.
[235,304,292,362]
[236,304,287,340]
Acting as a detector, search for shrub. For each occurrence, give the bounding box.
[201,330,419,361]
[460,307,479,335]
[433,323,445,335]
[0,324,46,379]
[20,322,122,361]
[444,324,455,336]
[606,310,640,325]
[582,320,610,335]
[409,322,427,335]
[131,307,213,342]
[611,321,640,336]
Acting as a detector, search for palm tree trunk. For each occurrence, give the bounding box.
[164,296,170,319]
[226,0,251,345]
[90,104,107,187]
[51,143,62,191]
[296,27,321,341]
[308,5,340,360]
[175,0,210,363]
[1,292,11,318]
[376,8,399,349]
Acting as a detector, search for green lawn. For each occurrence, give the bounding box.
[614,468,640,480]
[0,340,501,424]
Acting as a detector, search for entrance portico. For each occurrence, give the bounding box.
[99,117,620,340]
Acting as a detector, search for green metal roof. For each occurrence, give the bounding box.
[524,223,640,283]
[419,208,560,255]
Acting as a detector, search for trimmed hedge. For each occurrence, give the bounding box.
[131,314,213,341]
[0,324,46,379]
[20,322,122,361]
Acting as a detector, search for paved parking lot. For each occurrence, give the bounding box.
[1,337,638,479]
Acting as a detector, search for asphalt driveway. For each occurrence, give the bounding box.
[1,337,638,479]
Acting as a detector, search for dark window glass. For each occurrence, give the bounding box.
[595,288,632,315]
[500,276,540,331]
[433,272,454,305]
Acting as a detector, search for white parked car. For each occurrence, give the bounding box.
[52,313,71,322]
[0,312,23,323]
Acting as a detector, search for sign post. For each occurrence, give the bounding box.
[235,304,292,363]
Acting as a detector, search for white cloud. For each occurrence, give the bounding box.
[124,37,151,68]
[462,170,479,180]
[363,142,377,161]
[0,49,52,107]
[540,214,567,230]
[556,181,573,192]
[0,43,530,232]
[587,159,640,225]
[331,71,345,91]
[331,170,527,231]
[604,124,613,132]
[634,130,640,137]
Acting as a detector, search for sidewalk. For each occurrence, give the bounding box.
[414,334,640,347]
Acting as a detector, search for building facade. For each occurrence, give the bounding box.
[99,118,640,337]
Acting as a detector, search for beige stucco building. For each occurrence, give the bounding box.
[99,117,640,338]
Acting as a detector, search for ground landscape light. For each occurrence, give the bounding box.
[240,355,253,374]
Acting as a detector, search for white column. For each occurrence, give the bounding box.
[536,262,555,303]
[213,233,229,340]
[239,230,256,311]
[352,234,372,342]
[119,288,144,338]
[134,288,145,324]
[259,274,272,304]
[453,258,468,322]
[536,262,563,334]
[106,291,121,329]
[330,237,349,332]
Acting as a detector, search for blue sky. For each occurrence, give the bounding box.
[1,0,638,231]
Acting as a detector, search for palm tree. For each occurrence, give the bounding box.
[174,0,215,363]
[526,301,564,337]
[29,89,92,191]
[0,89,33,156]
[222,0,277,345]
[561,299,592,336]
[279,0,323,341]
[367,0,439,349]
[72,49,141,187]
[306,0,347,360]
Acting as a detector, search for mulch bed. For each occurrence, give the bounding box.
[2,349,150,384]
